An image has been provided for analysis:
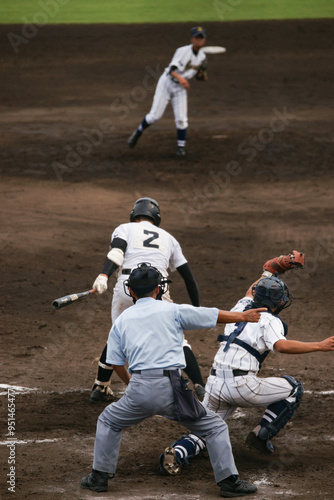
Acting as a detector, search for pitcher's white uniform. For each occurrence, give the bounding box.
[203,297,296,420]
[145,45,207,130]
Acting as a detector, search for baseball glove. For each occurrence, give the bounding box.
[263,250,305,275]
[196,60,208,81]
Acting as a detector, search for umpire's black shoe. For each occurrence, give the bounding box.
[245,431,275,454]
[80,469,109,492]
[218,475,257,497]
[128,129,142,147]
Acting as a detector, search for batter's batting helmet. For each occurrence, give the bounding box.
[130,197,161,226]
[124,263,171,298]
[253,276,293,314]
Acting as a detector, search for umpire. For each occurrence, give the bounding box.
[81,263,265,497]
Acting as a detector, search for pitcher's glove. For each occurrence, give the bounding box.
[196,60,208,81]
[262,250,305,276]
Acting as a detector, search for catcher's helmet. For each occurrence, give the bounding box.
[253,276,293,314]
[130,197,161,227]
[124,263,170,298]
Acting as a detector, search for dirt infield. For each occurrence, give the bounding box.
[1,19,334,499]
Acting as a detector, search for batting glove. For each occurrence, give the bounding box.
[93,274,108,294]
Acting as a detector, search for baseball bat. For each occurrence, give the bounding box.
[52,289,96,310]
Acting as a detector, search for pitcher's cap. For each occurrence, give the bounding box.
[191,26,207,38]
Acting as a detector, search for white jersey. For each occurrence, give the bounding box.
[145,44,207,140]
[112,220,187,278]
[213,297,286,373]
[165,44,207,81]
[110,220,191,341]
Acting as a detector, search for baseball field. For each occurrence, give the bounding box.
[1,1,334,499]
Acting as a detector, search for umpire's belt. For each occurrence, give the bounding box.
[210,367,250,378]
[132,368,181,377]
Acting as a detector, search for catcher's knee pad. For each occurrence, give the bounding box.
[282,375,304,404]
[259,376,304,440]
[171,433,206,464]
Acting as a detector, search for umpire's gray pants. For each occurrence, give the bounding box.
[93,370,238,484]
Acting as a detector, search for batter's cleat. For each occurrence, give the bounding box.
[159,447,181,476]
[245,431,275,454]
[89,386,115,404]
[80,469,109,492]
[176,147,186,157]
[219,476,258,498]
[128,129,142,147]
[195,384,205,400]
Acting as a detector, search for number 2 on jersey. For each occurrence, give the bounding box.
[143,229,159,248]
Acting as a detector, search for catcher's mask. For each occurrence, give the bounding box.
[252,276,293,314]
[124,263,171,301]
[130,197,161,227]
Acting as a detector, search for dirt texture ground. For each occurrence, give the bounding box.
[1,19,334,500]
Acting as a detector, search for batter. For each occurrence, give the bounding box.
[90,197,207,403]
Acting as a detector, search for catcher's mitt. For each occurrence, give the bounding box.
[263,250,305,275]
[196,59,208,81]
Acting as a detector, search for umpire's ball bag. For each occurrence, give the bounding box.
[168,371,206,421]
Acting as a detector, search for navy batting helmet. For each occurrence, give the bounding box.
[130,197,161,226]
[124,263,170,298]
[253,276,293,314]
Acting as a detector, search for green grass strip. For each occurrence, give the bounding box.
[1,0,334,24]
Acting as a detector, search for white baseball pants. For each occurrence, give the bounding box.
[145,73,188,130]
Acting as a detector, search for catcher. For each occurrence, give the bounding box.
[159,251,334,475]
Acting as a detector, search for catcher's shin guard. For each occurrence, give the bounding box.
[258,376,304,440]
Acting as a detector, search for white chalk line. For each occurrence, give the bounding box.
[2,384,334,397]
[0,435,95,446]
[304,390,334,395]
[0,383,91,396]
[1,433,333,447]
